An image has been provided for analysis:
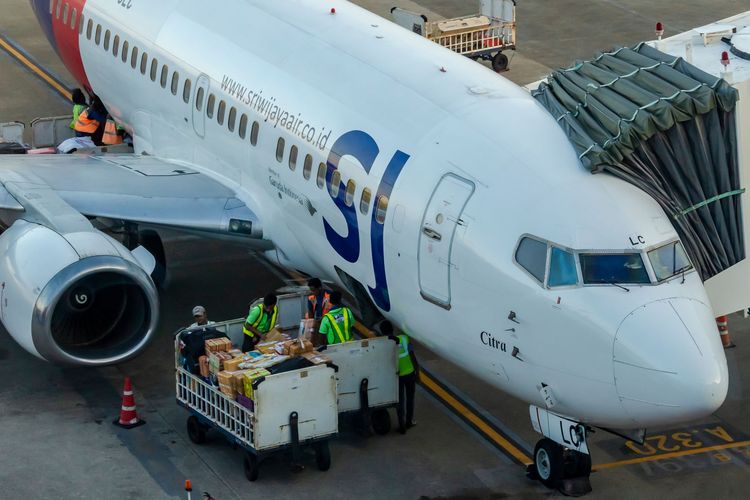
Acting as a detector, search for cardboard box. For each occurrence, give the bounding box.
[224,357,245,372]
[205,337,232,354]
[264,328,283,342]
[208,351,233,375]
[198,355,209,377]
[256,341,278,355]
[228,348,243,358]
[217,370,238,397]
[277,339,314,357]
[298,319,320,340]
[242,368,270,398]
[301,351,332,366]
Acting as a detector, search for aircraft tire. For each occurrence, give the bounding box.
[534,438,564,488]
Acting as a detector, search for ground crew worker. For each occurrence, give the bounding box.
[380,320,419,434]
[189,305,215,328]
[242,294,278,352]
[306,278,331,319]
[318,291,354,346]
[102,116,124,145]
[73,95,106,141]
[69,89,87,130]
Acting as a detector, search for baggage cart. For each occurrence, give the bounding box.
[175,336,338,481]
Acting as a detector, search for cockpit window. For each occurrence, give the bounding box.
[580,253,649,285]
[548,247,578,287]
[515,237,547,283]
[648,241,691,281]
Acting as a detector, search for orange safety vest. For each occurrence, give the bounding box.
[74,109,100,134]
[306,291,331,319]
[102,118,123,145]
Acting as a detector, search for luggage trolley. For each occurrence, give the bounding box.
[175,337,338,481]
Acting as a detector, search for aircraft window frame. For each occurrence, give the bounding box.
[103,29,110,51]
[330,170,341,198]
[227,106,237,132]
[86,19,92,40]
[514,236,548,284]
[375,195,389,224]
[250,121,259,146]
[238,113,248,139]
[150,58,158,81]
[171,71,179,95]
[95,24,102,45]
[78,14,85,35]
[112,34,120,57]
[140,52,148,75]
[49,0,54,15]
[217,100,226,125]
[316,162,326,188]
[121,40,129,63]
[360,187,372,214]
[55,1,61,19]
[195,87,205,112]
[131,46,138,69]
[206,94,215,118]
[345,179,356,207]
[160,64,169,89]
[547,246,579,288]
[579,252,650,285]
[288,145,298,170]
[647,240,692,282]
[62,3,69,25]
[70,8,77,30]
[276,137,285,163]
[183,79,192,104]
[302,154,313,179]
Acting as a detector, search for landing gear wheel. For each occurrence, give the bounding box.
[243,452,260,482]
[186,415,206,444]
[371,408,391,435]
[314,441,331,471]
[492,52,509,72]
[534,438,564,488]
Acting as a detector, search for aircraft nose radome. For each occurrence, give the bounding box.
[613,298,728,427]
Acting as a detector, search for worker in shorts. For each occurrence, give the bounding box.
[380,320,419,434]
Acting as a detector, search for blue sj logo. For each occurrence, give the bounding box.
[322,130,410,312]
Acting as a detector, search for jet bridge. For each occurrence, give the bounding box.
[531,15,750,315]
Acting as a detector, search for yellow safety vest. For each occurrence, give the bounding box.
[243,304,278,337]
[323,307,352,344]
[397,334,415,376]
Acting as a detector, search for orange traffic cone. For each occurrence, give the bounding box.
[113,377,146,428]
[717,316,736,349]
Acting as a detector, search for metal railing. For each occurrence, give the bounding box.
[429,22,516,55]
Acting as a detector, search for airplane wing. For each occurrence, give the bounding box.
[0,153,264,240]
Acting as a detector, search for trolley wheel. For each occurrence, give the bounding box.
[534,438,564,489]
[492,52,509,72]
[243,452,260,482]
[314,441,331,471]
[186,415,206,444]
[371,408,391,435]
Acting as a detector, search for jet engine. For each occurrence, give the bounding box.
[0,220,159,366]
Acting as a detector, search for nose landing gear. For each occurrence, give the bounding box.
[527,438,592,495]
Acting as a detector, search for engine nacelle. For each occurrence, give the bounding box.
[0,220,159,365]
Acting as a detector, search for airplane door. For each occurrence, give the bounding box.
[418,173,475,309]
[192,74,209,138]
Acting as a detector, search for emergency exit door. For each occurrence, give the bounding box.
[192,74,210,138]
[418,173,475,309]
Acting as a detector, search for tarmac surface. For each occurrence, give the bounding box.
[2,1,750,499]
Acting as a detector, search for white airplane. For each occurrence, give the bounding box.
[0,0,731,487]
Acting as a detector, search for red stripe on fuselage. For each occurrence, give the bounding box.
[51,0,90,90]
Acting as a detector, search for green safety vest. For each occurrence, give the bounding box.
[397,334,415,376]
[323,307,353,344]
[69,104,86,129]
[243,304,278,337]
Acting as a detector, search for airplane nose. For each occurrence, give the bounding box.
[613,298,728,427]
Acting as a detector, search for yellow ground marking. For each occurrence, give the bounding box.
[593,439,750,470]
[0,36,72,101]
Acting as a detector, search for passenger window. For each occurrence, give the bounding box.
[515,237,547,283]
[86,19,92,40]
[131,47,138,69]
[375,195,389,224]
[49,0,54,15]
[95,24,101,45]
[55,1,61,19]
[217,100,226,125]
[548,247,578,287]
[160,65,168,88]
[303,154,313,180]
[62,4,69,25]
[206,94,215,118]
[152,59,160,82]
[182,79,192,103]
[140,52,148,75]
[238,114,248,138]
[276,137,285,162]
[228,107,237,132]
[345,180,356,206]
[112,34,119,57]
[195,87,205,112]
[121,40,129,63]
[103,29,110,51]
[360,188,372,214]
[171,71,179,95]
[330,171,341,197]
[78,14,84,35]
[316,162,326,188]
[288,145,298,170]
[70,8,77,30]
[250,121,259,146]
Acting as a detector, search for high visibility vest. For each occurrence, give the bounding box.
[74,109,99,134]
[243,304,278,337]
[69,104,86,129]
[397,334,415,376]
[323,307,353,344]
[306,291,331,319]
[102,118,123,145]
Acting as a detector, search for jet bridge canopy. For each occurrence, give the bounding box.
[532,43,741,281]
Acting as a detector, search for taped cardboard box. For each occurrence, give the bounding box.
[198,355,210,377]
[301,351,332,366]
[205,337,232,354]
[208,351,233,375]
[242,368,270,398]
[217,370,238,397]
